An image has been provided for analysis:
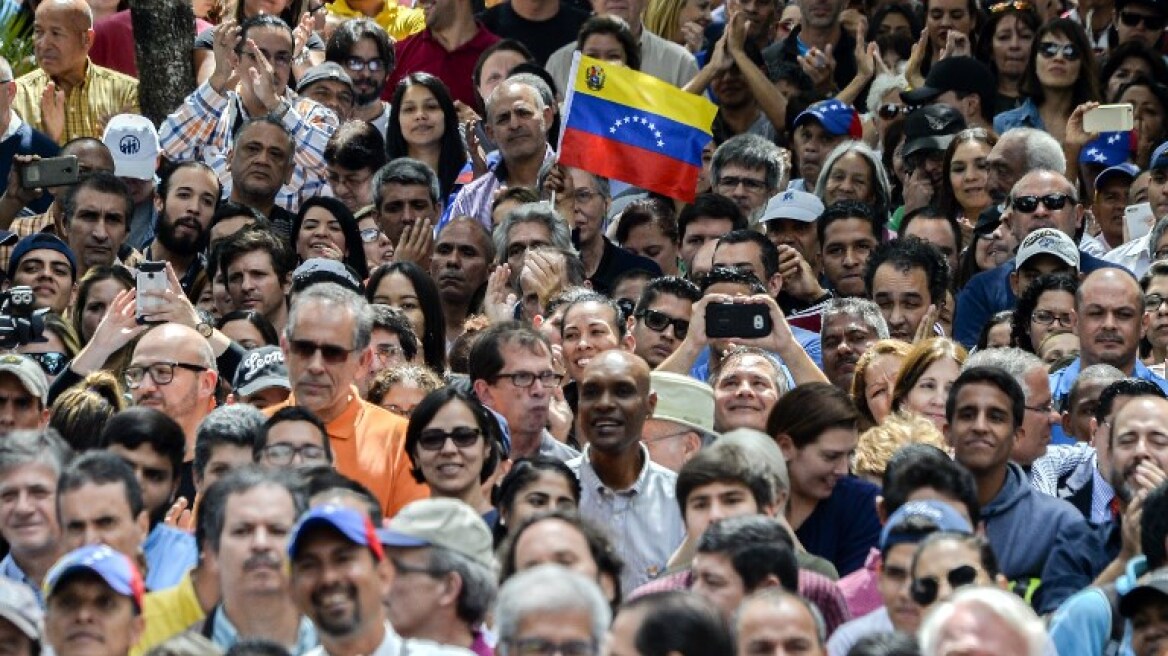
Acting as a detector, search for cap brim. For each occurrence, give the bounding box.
[901,86,942,105]
[760,210,818,224]
[903,135,956,159]
[289,515,369,559]
[236,376,291,397]
[0,606,38,642]
[376,528,432,549]
[49,564,134,600]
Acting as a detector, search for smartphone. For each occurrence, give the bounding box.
[19,156,80,189]
[136,261,168,323]
[1124,202,1156,243]
[706,303,773,339]
[1083,104,1135,133]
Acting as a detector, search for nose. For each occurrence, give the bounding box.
[843,246,860,267]
[735,379,754,397]
[708,499,728,521]
[832,457,849,477]
[82,523,101,546]
[92,220,108,240]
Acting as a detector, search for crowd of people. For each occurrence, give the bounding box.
[0,0,1165,653]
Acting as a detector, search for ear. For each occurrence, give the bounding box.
[199,369,218,401]
[135,509,150,544]
[1008,271,1021,297]
[84,28,94,50]
[473,379,496,408]
[376,554,395,597]
[943,421,954,447]
[645,390,657,418]
[129,613,145,647]
[281,272,293,296]
[356,344,373,372]
[154,192,164,215]
[753,573,783,593]
[775,433,796,460]
[682,432,702,459]
[621,331,635,353]
[1061,410,1074,437]
[438,570,465,609]
[1088,417,1099,447]
[767,271,783,298]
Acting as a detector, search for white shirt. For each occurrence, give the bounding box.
[304,622,475,656]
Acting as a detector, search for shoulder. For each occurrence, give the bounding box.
[90,63,139,87]
[15,68,47,89]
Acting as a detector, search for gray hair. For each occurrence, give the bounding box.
[493,202,575,264]
[487,77,550,119]
[814,140,893,215]
[736,589,827,646]
[495,565,611,655]
[0,429,72,478]
[964,347,1045,402]
[865,73,908,119]
[199,465,306,555]
[820,297,890,343]
[428,545,498,626]
[1066,364,1126,411]
[918,586,1051,656]
[538,162,611,201]
[710,346,789,396]
[1148,217,1168,262]
[1004,128,1066,174]
[372,158,441,206]
[711,134,786,191]
[714,429,789,495]
[286,282,374,351]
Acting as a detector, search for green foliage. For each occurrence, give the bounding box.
[0,10,33,78]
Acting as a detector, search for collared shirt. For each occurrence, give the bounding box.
[133,570,205,656]
[539,430,581,462]
[447,144,555,229]
[13,59,139,144]
[827,606,894,656]
[568,443,685,592]
[327,0,425,41]
[836,548,882,619]
[211,603,319,655]
[304,621,476,656]
[1030,443,1115,526]
[387,23,500,109]
[993,97,1043,134]
[0,553,41,606]
[143,522,198,592]
[1103,233,1152,278]
[158,82,338,214]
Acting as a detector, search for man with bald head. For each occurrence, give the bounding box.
[128,323,218,455]
[13,0,138,144]
[736,589,828,656]
[1051,268,1168,410]
[955,168,1122,347]
[568,350,686,592]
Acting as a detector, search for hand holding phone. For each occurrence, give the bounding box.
[18,155,80,190]
[1083,104,1135,133]
[136,262,169,324]
[706,302,774,339]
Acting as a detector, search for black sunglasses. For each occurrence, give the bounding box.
[1009,193,1073,213]
[1038,41,1080,60]
[1119,10,1167,29]
[288,339,354,364]
[636,309,690,339]
[910,564,980,606]
[417,427,483,451]
[877,103,912,120]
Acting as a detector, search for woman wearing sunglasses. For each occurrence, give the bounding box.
[909,532,1007,615]
[993,18,1101,144]
[19,313,80,385]
[405,387,505,526]
[291,196,370,279]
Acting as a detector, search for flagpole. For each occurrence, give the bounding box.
[550,52,584,210]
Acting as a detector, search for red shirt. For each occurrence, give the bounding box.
[383,23,500,111]
[91,10,214,78]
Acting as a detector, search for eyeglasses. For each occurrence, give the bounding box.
[417,426,483,451]
[1009,193,1073,213]
[1025,401,1054,414]
[360,227,384,243]
[493,371,564,388]
[262,443,329,465]
[345,57,385,72]
[1037,41,1080,60]
[1153,249,1168,262]
[1119,10,1167,29]
[988,0,1031,12]
[124,362,208,389]
[505,639,598,656]
[288,339,355,364]
[877,103,911,120]
[715,176,769,193]
[1031,309,1074,326]
[25,351,69,376]
[572,188,601,204]
[636,308,690,339]
[374,344,403,361]
[910,564,979,606]
[1147,294,1168,311]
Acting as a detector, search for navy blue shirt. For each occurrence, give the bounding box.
[1037,519,1121,614]
[795,476,882,576]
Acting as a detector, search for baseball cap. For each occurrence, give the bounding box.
[288,504,385,561]
[879,500,973,551]
[44,545,145,612]
[0,353,48,405]
[1079,131,1136,168]
[900,57,995,109]
[1014,228,1080,270]
[759,189,825,224]
[793,100,863,139]
[1115,0,1167,15]
[1152,141,1168,170]
[291,258,364,295]
[973,205,1003,236]
[650,371,715,433]
[232,346,291,397]
[1095,162,1140,190]
[102,114,160,181]
[7,233,77,282]
[0,577,41,643]
[297,62,355,95]
[377,498,495,569]
[902,105,967,160]
[1120,568,1168,617]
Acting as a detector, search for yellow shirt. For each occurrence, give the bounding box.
[327,0,425,41]
[13,60,139,145]
[132,570,206,656]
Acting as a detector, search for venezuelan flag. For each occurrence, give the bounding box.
[558,53,717,202]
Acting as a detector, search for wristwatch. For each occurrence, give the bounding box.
[195,322,214,339]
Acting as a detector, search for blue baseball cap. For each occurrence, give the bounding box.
[288,504,385,561]
[1079,131,1136,167]
[879,500,973,551]
[44,545,145,612]
[1095,162,1141,190]
[1152,141,1168,170]
[7,233,76,282]
[793,100,863,139]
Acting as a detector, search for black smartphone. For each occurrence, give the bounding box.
[19,156,80,189]
[706,303,773,339]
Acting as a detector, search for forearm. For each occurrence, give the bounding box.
[656,338,704,375]
[734,50,787,129]
[778,338,830,386]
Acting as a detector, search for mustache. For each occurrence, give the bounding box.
[244,553,284,571]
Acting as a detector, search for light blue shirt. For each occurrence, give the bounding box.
[0,553,42,607]
[1048,555,1145,656]
[211,604,319,655]
[143,522,198,591]
[1050,358,1168,443]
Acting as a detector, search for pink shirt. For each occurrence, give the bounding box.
[837,547,884,619]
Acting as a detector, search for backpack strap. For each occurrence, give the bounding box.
[1101,584,1124,656]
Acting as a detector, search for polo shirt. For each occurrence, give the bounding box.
[385,23,501,110]
[266,387,428,517]
[132,570,205,656]
[326,0,425,41]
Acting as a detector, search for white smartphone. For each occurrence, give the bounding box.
[1124,202,1156,243]
[1084,104,1135,133]
[136,261,168,323]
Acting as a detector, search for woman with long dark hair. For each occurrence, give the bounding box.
[367,262,448,373]
[291,196,369,279]
[386,73,469,204]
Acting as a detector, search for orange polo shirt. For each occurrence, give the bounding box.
[266,387,428,518]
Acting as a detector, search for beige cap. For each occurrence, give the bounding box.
[649,371,715,433]
[379,498,495,570]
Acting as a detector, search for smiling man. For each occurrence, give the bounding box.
[0,430,71,605]
[7,233,76,315]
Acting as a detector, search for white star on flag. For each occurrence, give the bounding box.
[1093,152,1107,162]
[1108,134,1121,144]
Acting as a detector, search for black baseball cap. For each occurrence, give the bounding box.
[902,105,968,159]
[901,57,996,111]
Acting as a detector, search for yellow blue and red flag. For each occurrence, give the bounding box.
[557,53,718,202]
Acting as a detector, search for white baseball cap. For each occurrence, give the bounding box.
[102,114,159,181]
[1014,228,1080,270]
[759,189,824,224]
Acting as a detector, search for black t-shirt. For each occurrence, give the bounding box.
[589,238,663,297]
[478,3,592,65]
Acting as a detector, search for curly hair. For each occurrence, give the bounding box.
[853,410,947,481]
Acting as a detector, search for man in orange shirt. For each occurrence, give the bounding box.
[267,282,426,517]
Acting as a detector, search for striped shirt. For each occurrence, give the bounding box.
[159,82,338,214]
[447,145,554,229]
[13,60,139,144]
[1,209,57,273]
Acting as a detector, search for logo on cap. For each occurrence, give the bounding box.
[925,114,947,130]
[119,135,140,155]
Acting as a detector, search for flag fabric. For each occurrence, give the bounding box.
[1078,131,1136,166]
[557,53,717,202]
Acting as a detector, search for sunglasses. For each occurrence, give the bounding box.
[288,339,354,364]
[360,227,384,243]
[910,564,980,606]
[636,309,690,339]
[1038,41,1080,60]
[877,103,912,120]
[25,351,69,376]
[1009,193,1073,213]
[417,426,482,451]
[1119,10,1167,29]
